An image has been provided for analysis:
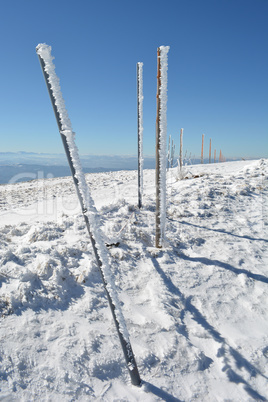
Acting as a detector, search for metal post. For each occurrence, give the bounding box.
[201,133,204,164]
[37,51,141,387]
[155,48,161,248]
[170,139,174,168]
[209,138,211,164]
[137,63,143,209]
[167,135,171,170]
[180,128,183,170]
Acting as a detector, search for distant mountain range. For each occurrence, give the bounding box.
[0,151,157,166]
[0,152,143,168]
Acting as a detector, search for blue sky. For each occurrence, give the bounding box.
[0,0,267,160]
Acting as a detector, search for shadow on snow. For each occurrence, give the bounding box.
[151,254,267,401]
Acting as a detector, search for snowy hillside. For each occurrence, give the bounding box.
[0,159,267,401]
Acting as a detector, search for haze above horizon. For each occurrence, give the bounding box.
[0,0,267,159]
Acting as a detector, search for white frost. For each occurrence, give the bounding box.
[36,44,73,133]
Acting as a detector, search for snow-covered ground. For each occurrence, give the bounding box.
[0,159,267,401]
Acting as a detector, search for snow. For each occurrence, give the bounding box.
[0,158,267,400]
[158,46,169,245]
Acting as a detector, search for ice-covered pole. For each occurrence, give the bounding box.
[137,62,144,209]
[155,46,169,248]
[171,139,175,168]
[36,43,141,386]
[201,133,205,164]
[167,135,171,170]
[180,128,183,170]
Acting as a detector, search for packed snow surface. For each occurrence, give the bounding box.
[0,159,267,401]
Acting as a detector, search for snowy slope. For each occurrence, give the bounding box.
[0,159,267,401]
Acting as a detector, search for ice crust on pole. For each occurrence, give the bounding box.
[158,46,169,243]
[137,62,144,199]
[35,43,130,343]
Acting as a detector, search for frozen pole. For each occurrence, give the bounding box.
[209,138,212,164]
[36,44,141,386]
[214,149,216,163]
[167,135,171,170]
[137,62,144,209]
[155,46,169,248]
[171,139,175,168]
[201,133,204,164]
[155,47,161,248]
[180,128,183,170]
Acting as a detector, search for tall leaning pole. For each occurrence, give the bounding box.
[36,43,141,387]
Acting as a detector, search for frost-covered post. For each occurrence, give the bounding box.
[155,46,169,248]
[214,149,216,163]
[201,133,204,164]
[137,62,144,209]
[167,135,171,170]
[179,128,183,170]
[209,138,212,164]
[36,44,141,387]
[171,140,175,168]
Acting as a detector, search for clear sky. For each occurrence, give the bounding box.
[0,0,267,160]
